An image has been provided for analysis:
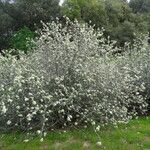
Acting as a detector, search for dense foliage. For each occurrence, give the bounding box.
[9,26,35,54]
[0,0,61,50]
[0,20,149,140]
[0,0,150,51]
[62,0,150,46]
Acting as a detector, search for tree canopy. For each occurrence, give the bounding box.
[0,0,150,50]
[0,0,61,50]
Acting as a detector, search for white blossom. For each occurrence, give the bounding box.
[23,139,29,143]
[7,120,11,125]
[2,104,7,114]
[40,138,43,142]
[96,141,102,147]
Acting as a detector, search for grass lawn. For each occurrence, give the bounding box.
[0,117,150,150]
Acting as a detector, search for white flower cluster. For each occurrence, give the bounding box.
[0,18,149,138]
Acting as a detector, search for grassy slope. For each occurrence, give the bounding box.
[0,117,150,150]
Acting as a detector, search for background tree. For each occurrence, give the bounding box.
[62,0,150,47]
[129,0,150,13]
[14,0,61,29]
[104,0,134,46]
[0,0,61,51]
[0,1,15,50]
[62,0,107,28]
[0,0,150,51]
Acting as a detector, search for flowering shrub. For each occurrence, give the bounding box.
[0,19,149,138]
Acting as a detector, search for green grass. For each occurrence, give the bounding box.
[0,117,150,150]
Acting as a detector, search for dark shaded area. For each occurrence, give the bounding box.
[0,0,61,51]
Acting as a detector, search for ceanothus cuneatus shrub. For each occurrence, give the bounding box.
[0,18,149,139]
